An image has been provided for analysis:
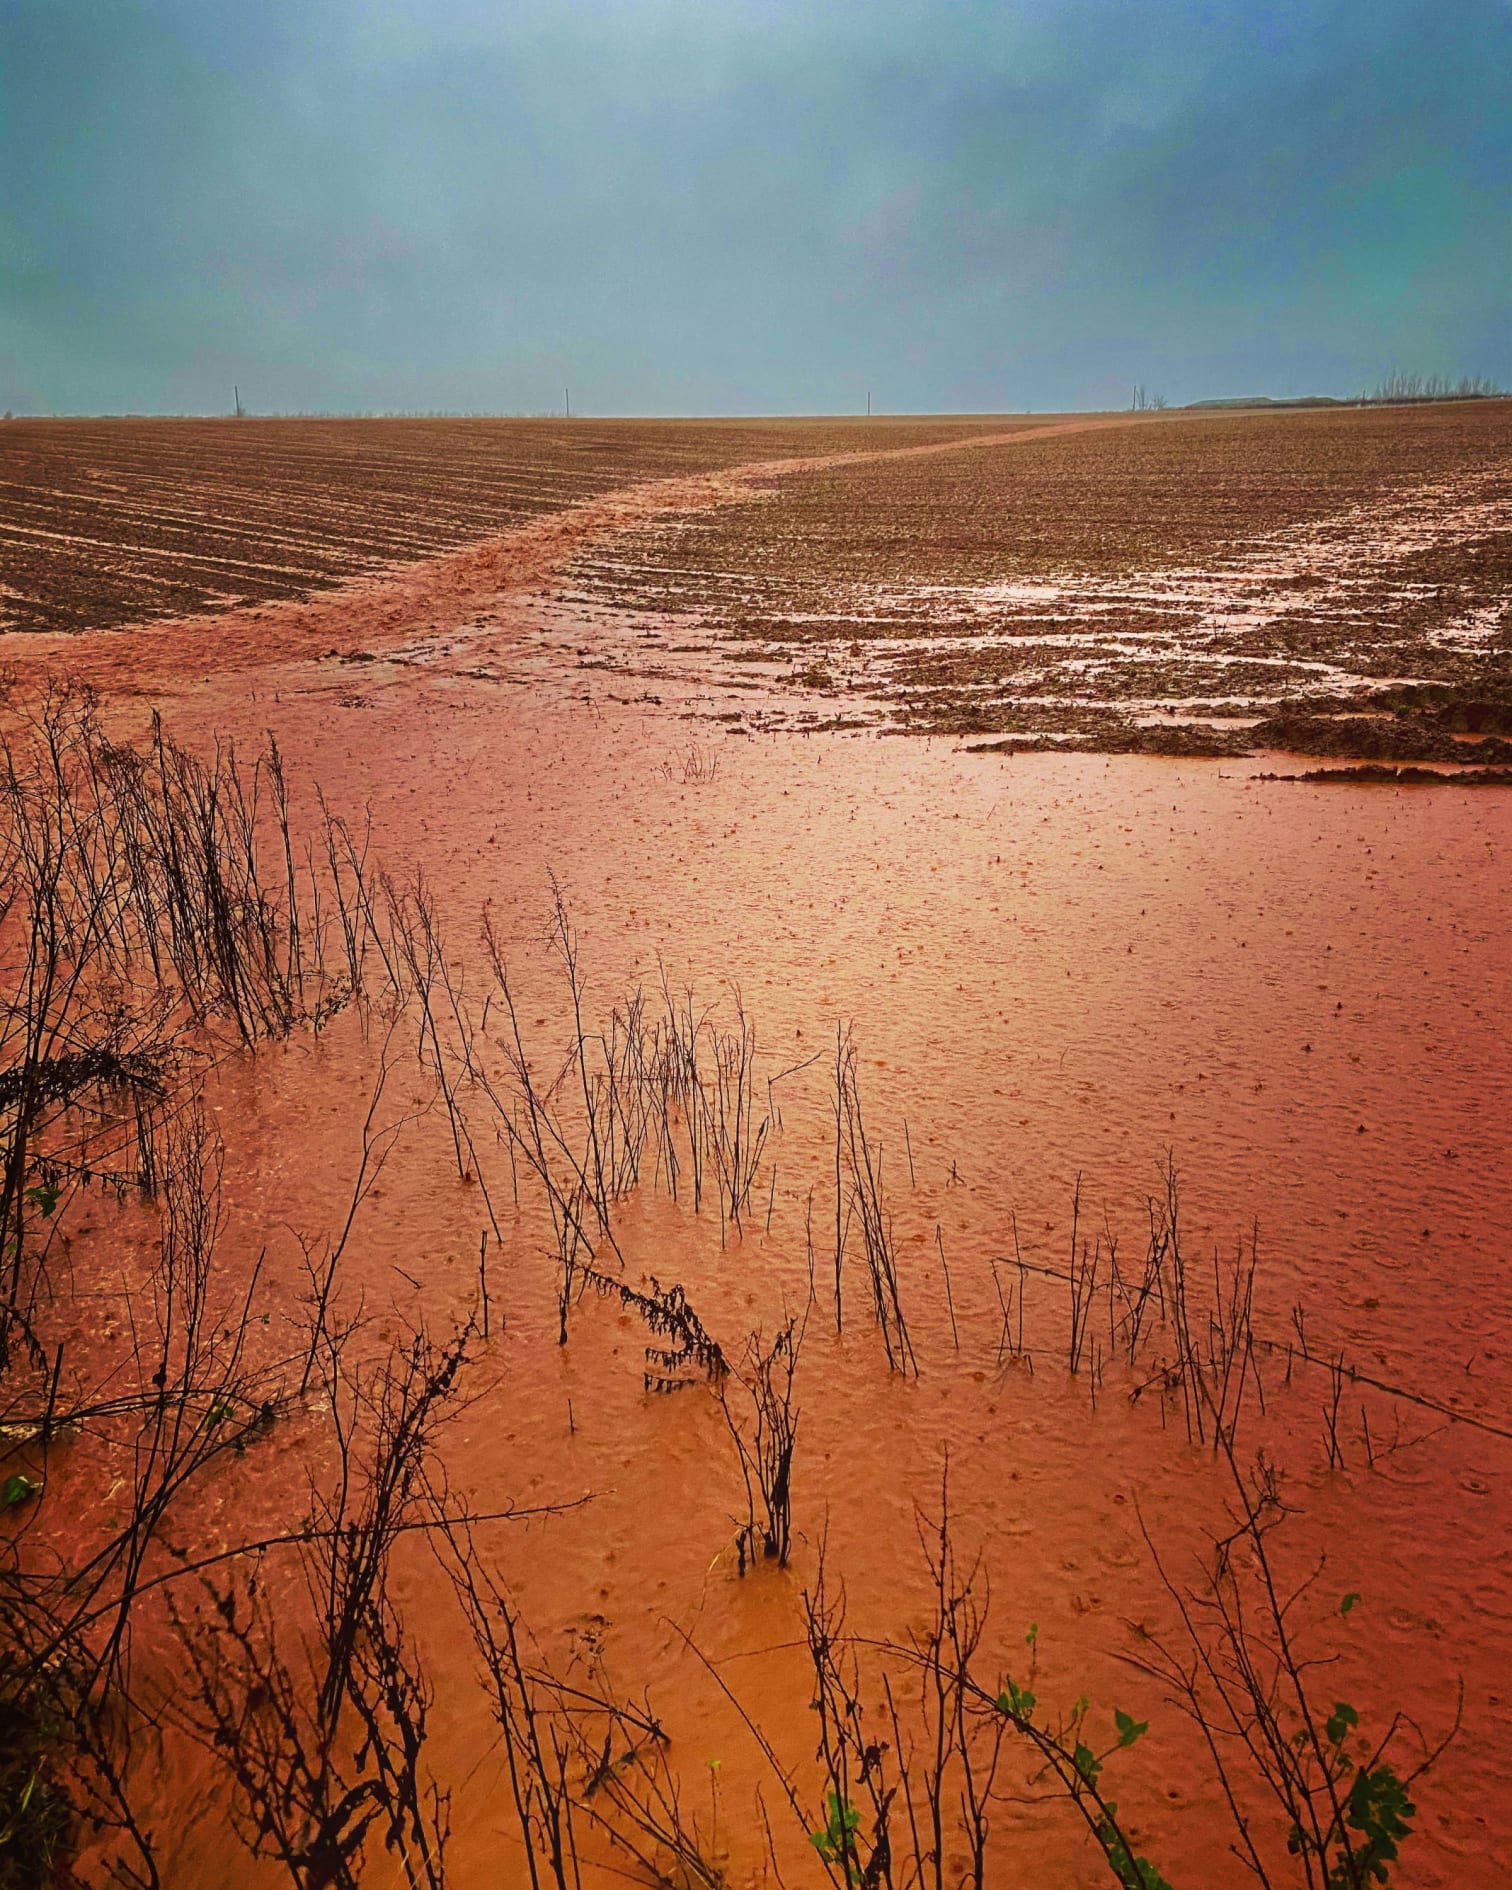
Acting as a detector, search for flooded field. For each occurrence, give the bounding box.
[1,405,1508,1889]
[545,400,1512,757]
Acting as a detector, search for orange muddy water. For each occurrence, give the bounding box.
[5,416,1510,1889]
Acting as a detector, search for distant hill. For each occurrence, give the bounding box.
[1182,395,1347,410]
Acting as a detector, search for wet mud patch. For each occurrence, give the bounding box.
[1257,763,1512,785]
[544,402,1512,760]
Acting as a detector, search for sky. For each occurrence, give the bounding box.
[3,0,1510,416]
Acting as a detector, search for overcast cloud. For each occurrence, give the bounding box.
[3,0,1509,414]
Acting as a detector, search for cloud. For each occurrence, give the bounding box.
[2,0,1508,411]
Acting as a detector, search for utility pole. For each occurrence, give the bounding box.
[565,386,571,418]
[866,389,871,416]
[233,385,244,418]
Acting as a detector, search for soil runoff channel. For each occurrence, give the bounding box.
[0,411,1173,698]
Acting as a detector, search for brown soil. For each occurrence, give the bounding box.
[533,399,1512,759]
[0,413,1064,636]
[3,406,1509,1889]
[1258,763,1512,784]
[7,404,1512,762]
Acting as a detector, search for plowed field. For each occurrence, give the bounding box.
[545,399,1512,758]
[0,413,1042,635]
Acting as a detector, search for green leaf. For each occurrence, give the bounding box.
[1025,1621,1039,1646]
[1328,1764,1416,1889]
[1325,1702,1360,1747]
[1074,1742,1103,1788]
[1340,1591,1361,1616]
[23,1182,60,1218]
[1115,1708,1149,1748]
[2,1472,39,1509]
[810,1790,861,1872]
[995,1678,1037,1720]
[1095,1810,1174,1890]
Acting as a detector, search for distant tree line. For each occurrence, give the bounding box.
[1362,371,1505,404]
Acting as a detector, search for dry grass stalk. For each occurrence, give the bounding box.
[832,1027,916,1374]
[719,1317,802,1573]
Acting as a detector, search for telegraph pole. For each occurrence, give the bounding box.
[565,386,571,418]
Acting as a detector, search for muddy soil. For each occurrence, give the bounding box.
[0,413,1055,635]
[3,406,1510,1888]
[539,400,1512,760]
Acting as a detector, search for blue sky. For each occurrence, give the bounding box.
[3,0,1509,414]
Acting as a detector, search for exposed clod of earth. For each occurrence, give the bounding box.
[1256,762,1512,784]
